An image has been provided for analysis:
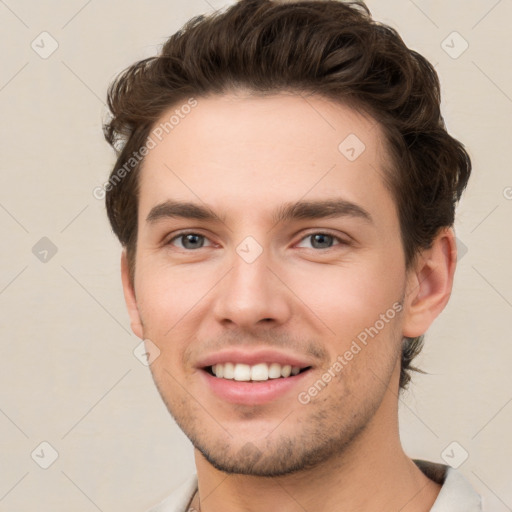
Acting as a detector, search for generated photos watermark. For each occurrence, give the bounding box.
[297,301,403,404]
[93,97,198,200]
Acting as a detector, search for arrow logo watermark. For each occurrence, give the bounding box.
[32,237,58,263]
[338,133,366,162]
[31,441,59,469]
[236,236,263,263]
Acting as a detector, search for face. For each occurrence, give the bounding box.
[125,92,412,476]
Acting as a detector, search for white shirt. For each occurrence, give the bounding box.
[145,459,483,512]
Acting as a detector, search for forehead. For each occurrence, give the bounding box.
[137,92,396,226]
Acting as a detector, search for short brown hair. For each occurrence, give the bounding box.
[103,0,471,389]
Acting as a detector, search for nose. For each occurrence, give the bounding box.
[212,247,292,329]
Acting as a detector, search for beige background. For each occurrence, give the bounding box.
[1,0,511,510]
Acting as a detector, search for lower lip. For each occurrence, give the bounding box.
[200,369,312,405]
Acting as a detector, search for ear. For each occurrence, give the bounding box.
[402,227,458,338]
[121,250,143,339]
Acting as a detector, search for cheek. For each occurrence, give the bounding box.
[133,268,200,376]
[287,255,405,340]
[135,258,216,330]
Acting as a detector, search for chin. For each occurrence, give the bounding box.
[190,424,365,477]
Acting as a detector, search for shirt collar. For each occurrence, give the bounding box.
[147,460,483,511]
[413,459,483,511]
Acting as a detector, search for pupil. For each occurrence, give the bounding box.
[312,234,332,249]
[184,234,203,249]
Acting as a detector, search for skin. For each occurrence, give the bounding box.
[121,92,457,511]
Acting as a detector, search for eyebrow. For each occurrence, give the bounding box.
[272,199,372,225]
[146,200,224,224]
[146,198,373,226]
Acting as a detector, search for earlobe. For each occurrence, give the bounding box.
[402,228,457,338]
[120,251,144,339]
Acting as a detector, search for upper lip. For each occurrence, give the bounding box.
[196,348,315,369]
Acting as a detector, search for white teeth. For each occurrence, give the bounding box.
[268,363,282,379]
[251,363,268,381]
[234,363,251,381]
[223,362,235,379]
[211,362,307,381]
[280,365,292,378]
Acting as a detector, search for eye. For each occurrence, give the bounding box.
[168,232,213,250]
[296,232,346,250]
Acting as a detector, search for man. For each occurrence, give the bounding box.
[103,1,480,510]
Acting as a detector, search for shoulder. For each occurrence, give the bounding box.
[414,459,483,512]
[144,475,198,512]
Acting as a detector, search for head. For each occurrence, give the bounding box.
[103,0,471,476]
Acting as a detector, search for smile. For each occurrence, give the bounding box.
[207,362,311,381]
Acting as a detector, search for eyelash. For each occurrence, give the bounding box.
[166,231,350,251]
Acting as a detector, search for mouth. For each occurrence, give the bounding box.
[199,361,313,405]
[196,348,316,404]
[204,362,312,381]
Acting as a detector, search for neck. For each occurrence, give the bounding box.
[192,388,441,512]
